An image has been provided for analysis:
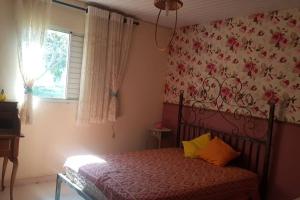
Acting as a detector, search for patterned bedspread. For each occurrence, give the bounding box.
[64,148,258,200]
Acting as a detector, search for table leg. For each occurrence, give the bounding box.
[1,157,8,191]
[10,158,18,200]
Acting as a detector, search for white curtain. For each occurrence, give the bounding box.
[78,6,134,123]
[14,0,51,124]
[107,13,134,121]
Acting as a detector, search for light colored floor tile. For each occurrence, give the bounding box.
[0,181,84,200]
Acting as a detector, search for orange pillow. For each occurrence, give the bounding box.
[196,137,240,167]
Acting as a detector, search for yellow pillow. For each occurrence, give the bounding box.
[191,133,211,149]
[182,141,198,158]
[196,137,240,166]
[182,133,211,158]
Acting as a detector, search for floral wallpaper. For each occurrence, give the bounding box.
[164,8,300,124]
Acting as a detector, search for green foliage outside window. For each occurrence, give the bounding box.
[33,30,70,99]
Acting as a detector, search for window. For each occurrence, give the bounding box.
[32,29,84,100]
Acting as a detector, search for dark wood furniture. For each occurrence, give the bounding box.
[0,102,21,200]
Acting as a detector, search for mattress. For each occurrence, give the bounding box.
[64,148,259,200]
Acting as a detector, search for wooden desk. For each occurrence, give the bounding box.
[0,101,21,200]
[0,135,20,200]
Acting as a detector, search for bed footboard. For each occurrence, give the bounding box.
[55,173,95,200]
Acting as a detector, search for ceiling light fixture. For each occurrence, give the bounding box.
[154,0,183,51]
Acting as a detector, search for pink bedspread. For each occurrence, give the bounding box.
[72,148,258,200]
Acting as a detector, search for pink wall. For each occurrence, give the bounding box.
[162,103,300,200]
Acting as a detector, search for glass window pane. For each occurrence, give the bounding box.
[33,30,70,99]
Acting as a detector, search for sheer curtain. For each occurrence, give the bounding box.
[107,13,134,121]
[77,6,134,123]
[14,0,51,124]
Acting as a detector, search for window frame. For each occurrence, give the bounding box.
[34,26,84,103]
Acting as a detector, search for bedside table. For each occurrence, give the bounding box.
[149,128,172,148]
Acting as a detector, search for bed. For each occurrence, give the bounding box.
[55,77,275,200]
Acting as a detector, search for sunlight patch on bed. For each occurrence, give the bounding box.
[64,155,107,172]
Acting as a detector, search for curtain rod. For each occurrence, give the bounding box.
[52,0,140,25]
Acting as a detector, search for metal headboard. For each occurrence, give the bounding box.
[176,76,275,199]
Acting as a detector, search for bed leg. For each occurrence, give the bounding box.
[55,174,62,200]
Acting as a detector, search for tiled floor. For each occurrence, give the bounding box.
[0,181,83,200]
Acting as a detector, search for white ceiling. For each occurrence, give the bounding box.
[81,0,300,28]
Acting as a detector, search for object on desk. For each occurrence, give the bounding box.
[0,89,6,102]
[149,128,172,148]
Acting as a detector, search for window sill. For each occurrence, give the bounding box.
[37,98,78,103]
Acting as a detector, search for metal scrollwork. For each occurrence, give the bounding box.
[182,76,256,135]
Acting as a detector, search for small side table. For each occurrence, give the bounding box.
[149,128,172,148]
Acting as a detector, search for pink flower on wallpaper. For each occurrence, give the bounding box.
[221,87,233,100]
[263,89,280,103]
[177,63,186,75]
[250,13,265,24]
[164,83,170,94]
[227,37,240,51]
[271,32,288,48]
[187,84,197,97]
[244,61,258,77]
[288,19,297,27]
[294,62,300,75]
[206,63,217,75]
[281,80,290,87]
[204,32,209,37]
[193,40,203,53]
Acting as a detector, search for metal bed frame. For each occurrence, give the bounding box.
[55,76,275,200]
[176,77,275,199]
[55,173,95,200]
